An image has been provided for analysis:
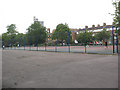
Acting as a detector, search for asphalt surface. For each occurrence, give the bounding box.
[2,50,118,88]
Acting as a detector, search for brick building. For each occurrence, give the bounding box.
[46,23,118,45]
[77,23,117,44]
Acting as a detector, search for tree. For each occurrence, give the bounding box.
[95,28,111,42]
[76,30,94,45]
[15,33,25,46]
[6,24,18,39]
[26,21,46,45]
[113,1,120,35]
[6,24,18,34]
[52,23,72,45]
[2,24,26,47]
[2,33,9,41]
[2,24,18,46]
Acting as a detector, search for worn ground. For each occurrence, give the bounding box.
[2,50,118,88]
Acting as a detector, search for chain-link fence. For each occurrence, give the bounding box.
[2,26,119,54]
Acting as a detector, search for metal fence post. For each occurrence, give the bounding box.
[14,39,16,50]
[8,39,10,49]
[11,39,12,49]
[45,32,46,51]
[112,26,115,54]
[18,38,20,49]
[116,34,118,53]
[116,27,118,53]
[36,36,38,51]
[68,31,70,53]
[29,36,31,51]
[5,40,7,49]
[24,37,25,50]
[55,33,57,52]
[7,40,9,49]
[85,29,87,53]
[4,40,6,50]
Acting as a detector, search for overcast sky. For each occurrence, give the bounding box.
[0,0,115,34]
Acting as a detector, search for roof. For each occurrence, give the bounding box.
[78,25,113,31]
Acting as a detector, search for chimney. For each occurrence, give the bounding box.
[92,25,95,28]
[97,24,100,27]
[92,25,95,30]
[47,28,50,33]
[85,26,88,29]
[103,23,106,26]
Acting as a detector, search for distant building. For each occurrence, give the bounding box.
[77,23,117,44]
[40,21,44,26]
[70,28,78,41]
[48,23,117,45]
[33,16,44,26]
[46,28,52,42]
[33,16,38,22]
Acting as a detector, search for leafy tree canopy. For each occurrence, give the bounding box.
[2,24,18,41]
[52,23,72,45]
[6,24,18,35]
[76,30,94,44]
[95,28,111,42]
[2,24,26,46]
[113,1,120,35]
[26,21,46,44]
